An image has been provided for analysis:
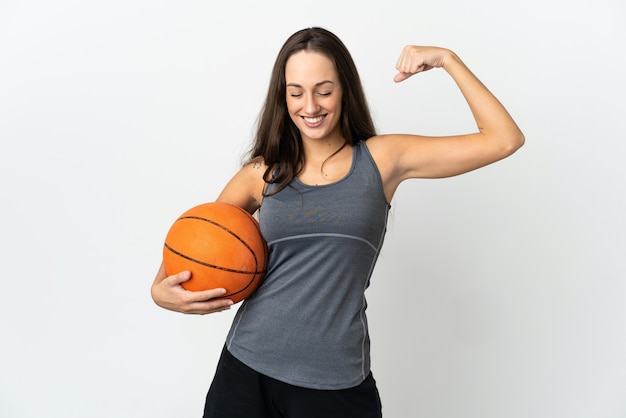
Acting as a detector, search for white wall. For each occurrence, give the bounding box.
[1,1,624,417]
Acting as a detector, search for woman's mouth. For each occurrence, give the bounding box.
[302,115,325,127]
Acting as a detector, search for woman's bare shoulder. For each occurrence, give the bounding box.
[216,157,268,214]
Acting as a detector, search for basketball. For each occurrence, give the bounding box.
[163,202,268,304]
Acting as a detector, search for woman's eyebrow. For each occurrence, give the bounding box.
[286,80,335,88]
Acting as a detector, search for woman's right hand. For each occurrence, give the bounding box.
[150,262,234,315]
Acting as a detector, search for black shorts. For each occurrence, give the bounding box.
[203,346,383,418]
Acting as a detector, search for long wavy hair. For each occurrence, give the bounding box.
[247,27,377,195]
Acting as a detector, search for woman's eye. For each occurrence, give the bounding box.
[317,92,331,97]
[289,93,303,98]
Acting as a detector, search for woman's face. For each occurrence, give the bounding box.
[284,50,343,143]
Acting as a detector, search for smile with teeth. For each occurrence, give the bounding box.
[303,115,324,124]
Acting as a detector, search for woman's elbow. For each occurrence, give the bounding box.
[503,129,525,156]
[515,128,525,149]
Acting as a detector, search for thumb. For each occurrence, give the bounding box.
[393,72,413,83]
[168,270,192,286]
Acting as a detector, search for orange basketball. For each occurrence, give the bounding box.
[163,202,268,304]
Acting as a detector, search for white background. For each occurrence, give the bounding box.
[1,1,625,417]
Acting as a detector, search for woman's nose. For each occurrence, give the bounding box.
[303,94,319,114]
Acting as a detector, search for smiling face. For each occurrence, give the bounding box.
[285,50,343,143]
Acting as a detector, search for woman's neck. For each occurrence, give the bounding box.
[302,134,347,164]
[298,136,352,185]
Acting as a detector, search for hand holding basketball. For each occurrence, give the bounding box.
[151,264,234,315]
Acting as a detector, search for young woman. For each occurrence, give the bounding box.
[151,27,524,418]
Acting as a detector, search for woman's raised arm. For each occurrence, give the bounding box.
[369,46,524,200]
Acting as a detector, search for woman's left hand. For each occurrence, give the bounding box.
[393,46,452,83]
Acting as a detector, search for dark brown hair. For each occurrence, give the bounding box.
[247,27,377,195]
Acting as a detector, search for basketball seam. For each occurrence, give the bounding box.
[163,242,265,275]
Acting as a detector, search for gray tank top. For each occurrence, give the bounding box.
[226,141,390,390]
